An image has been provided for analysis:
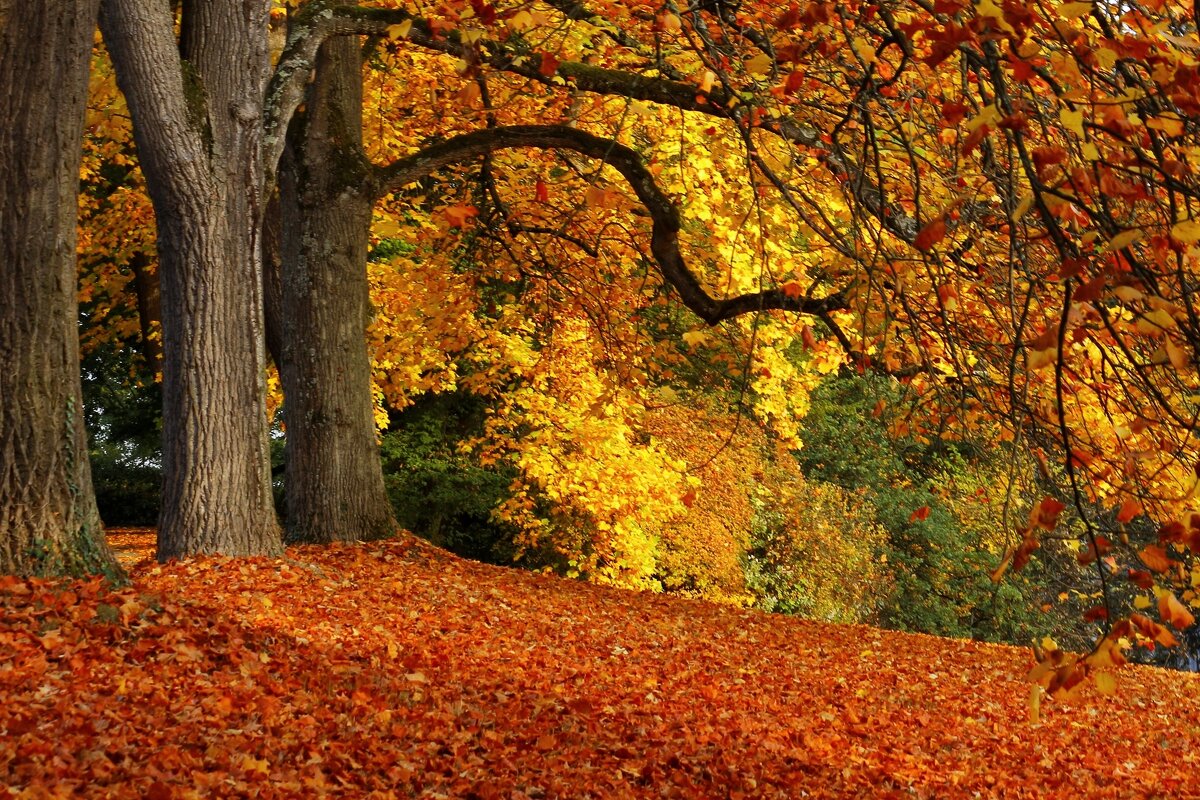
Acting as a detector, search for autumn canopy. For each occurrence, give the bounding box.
[6,0,1200,791]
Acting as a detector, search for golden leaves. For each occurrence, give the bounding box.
[1059,108,1085,137]
[1170,220,1200,244]
[386,20,413,38]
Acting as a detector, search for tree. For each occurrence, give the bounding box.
[79,0,1200,685]
[0,0,122,578]
[274,34,397,543]
[262,1,837,546]
[99,0,284,558]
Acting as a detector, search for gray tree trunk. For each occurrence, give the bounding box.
[278,35,396,543]
[0,0,123,578]
[100,0,282,559]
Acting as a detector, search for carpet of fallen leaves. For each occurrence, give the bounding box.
[5,530,1200,799]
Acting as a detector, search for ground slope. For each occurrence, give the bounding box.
[3,530,1200,799]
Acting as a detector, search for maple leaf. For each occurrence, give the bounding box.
[914,218,946,252]
[1139,544,1173,573]
[443,204,479,228]
[1116,498,1141,524]
[780,280,804,299]
[774,5,801,29]
[1159,591,1195,630]
[539,52,560,77]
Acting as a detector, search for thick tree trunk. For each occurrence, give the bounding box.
[100,0,282,559]
[278,35,397,543]
[0,0,123,578]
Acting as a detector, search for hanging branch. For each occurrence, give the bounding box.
[370,124,849,326]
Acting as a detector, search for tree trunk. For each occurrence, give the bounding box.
[0,0,123,578]
[128,252,163,371]
[100,0,282,559]
[261,192,285,370]
[278,35,397,543]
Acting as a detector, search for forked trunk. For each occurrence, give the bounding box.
[278,35,397,543]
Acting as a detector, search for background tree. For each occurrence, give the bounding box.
[0,0,122,578]
[273,33,397,543]
[99,0,284,558]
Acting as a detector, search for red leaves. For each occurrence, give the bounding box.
[909,505,931,523]
[941,101,969,126]
[1074,273,1107,303]
[914,218,947,252]
[1127,568,1154,590]
[7,530,1200,798]
[774,4,802,30]
[538,52,560,77]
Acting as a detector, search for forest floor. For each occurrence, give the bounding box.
[4,530,1200,799]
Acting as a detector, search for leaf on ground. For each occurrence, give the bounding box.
[4,529,1200,797]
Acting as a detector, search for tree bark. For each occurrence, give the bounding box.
[100,0,282,559]
[128,252,163,371]
[278,35,396,543]
[0,0,123,578]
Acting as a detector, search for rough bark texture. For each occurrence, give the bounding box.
[278,36,396,543]
[0,0,123,578]
[101,0,282,559]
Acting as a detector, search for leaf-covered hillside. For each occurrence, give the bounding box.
[4,530,1200,799]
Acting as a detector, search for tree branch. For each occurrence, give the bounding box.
[278,4,922,248]
[372,124,848,326]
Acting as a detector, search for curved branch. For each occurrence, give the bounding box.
[372,124,848,326]
[268,4,922,247]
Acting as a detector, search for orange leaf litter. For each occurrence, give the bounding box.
[4,529,1200,798]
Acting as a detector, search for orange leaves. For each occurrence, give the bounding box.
[8,531,1200,797]
[913,218,947,252]
[1117,613,1180,648]
[1158,591,1196,630]
[442,204,479,228]
[1139,543,1174,573]
[996,497,1067,581]
[1116,497,1142,524]
[1032,497,1066,530]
